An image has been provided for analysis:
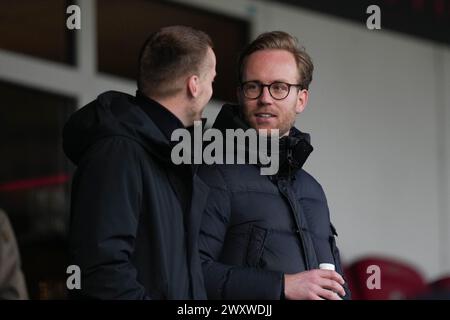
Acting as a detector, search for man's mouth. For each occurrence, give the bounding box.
[255,113,276,118]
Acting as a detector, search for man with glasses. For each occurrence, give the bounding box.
[198,31,350,300]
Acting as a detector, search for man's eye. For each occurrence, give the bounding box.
[272,83,287,91]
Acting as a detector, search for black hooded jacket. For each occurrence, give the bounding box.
[198,104,350,299]
[63,91,208,299]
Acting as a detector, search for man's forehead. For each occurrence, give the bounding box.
[243,50,298,81]
[247,49,295,62]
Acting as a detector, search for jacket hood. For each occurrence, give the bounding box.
[63,91,170,165]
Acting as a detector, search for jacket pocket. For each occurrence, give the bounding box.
[245,225,268,268]
[328,223,352,299]
[328,223,340,266]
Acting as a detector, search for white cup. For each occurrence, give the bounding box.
[319,263,335,271]
[319,263,343,299]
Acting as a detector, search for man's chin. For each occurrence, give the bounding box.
[255,127,281,137]
[246,119,283,136]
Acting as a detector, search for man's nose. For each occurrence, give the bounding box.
[258,86,273,104]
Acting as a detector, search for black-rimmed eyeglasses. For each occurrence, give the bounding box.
[240,81,303,100]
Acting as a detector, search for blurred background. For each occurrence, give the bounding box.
[0,0,449,299]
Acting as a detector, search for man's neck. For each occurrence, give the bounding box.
[136,92,186,141]
[152,96,194,127]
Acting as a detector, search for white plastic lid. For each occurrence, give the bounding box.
[319,263,335,271]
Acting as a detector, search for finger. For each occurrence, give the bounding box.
[309,288,325,301]
[306,285,327,300]
[317,288,342,300]
[320,270,345,285]
[320,279,346,297]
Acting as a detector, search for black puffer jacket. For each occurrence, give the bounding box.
[198,104,350,299]
[63,91,208,299]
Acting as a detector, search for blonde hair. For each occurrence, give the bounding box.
[238,31,313,89]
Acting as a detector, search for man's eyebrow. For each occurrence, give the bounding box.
[272,79,294,83]
[244,79,293,83]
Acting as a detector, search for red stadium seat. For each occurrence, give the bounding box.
[429,275,450,291]
[345,256,429,300]
[417,275,450,299]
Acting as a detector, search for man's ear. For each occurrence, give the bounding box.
[187,75,200,98]
[296,89,309,114]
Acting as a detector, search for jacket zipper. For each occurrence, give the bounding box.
[277,179,311,270]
